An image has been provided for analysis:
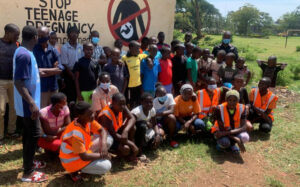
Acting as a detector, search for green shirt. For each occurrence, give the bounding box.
[186,57,198,83]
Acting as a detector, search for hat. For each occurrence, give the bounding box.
[180,84,193,95]
[225,90,240,101]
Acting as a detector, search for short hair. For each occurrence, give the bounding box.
[83,42,93,48]
[99,71,110,80]
[217,50,226,56]
[112,93,126,102]
[148,44,157,50]
[4,24,19,34]
[261,77,271,85]
[141,37,149,43]
[22,25,37,42]
[192,46,201,53]
[90,30,99,35]
[161,46,171,54]
[67,26,79,35]
[226,52,236,58]
[185,42,194,47]
[234,74,245,81]
[206,76,216,83]
[141,92,153,101]
[50,31,56,36]
[237,57,246,62]
[268,56,277,61]
[185,32,192,36]
[50,92,66,105]
[129,40,140,48]
[158,31,165,36]
[155,82,163,89]
[171,39,180,46]
[174,43,185,51]
[75,101,91,115]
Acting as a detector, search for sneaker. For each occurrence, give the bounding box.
[170,140,179,148]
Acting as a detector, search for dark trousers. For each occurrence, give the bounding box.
[22,117,41,175]
[61,71,77,103]
[248,109,273,133]
[135,121,147,148]
[126,85,142,109]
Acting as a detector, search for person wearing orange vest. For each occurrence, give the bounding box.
[59,101,112,181]
[98,93,139,161]
[196,77,221,131]
[211,90,250,153]
[249,77,278,133]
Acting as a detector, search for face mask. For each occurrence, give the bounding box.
[158,95,168,103]
[223,39,231,44]
[100,83,110,90]
[38,36,49,44]
[91,37,100,44]
[207,84,217,91]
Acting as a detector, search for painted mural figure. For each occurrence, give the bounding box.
[113,0,146,42]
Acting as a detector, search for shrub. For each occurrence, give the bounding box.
[276,70,291,86]
[296,46,300,52]
[245,51,257,61]
[173,29,184,41]
[290,64,300,80]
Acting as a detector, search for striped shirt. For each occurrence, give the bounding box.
[40,105,70,132]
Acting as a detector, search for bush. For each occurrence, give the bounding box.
[296,46,300,52]
[290,64,300,80]
[245,51,257,61]
[173,29,184,41]
[276,70,291,86]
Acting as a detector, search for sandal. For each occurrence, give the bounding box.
[33,160,46,169]
[69,172,82,182]
[21,171,48,183]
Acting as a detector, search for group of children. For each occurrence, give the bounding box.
[14,28,285,182]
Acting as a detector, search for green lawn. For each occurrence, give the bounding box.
[0,35,300,186]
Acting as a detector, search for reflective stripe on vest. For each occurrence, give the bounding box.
[62,130,85,144]
[101,106,123,132]
[253,88,276,112]
[60,157,80,164]
[198,88,221,117]
[60,142,73,154]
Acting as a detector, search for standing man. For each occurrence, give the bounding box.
[13,26,47,182]
[61,26,84,102]
[33,26,62,108]
[0,24,19,144]
[90,30,107,74]
[212,31,238,60]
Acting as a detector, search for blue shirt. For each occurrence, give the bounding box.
[143,51,162,59]
[13,47,41,117]
[61,42,84,69]
[141,57,161,92]
[33,44,62,92]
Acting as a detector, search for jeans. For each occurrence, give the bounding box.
[217,132,250,149]
[22,117,42,175]
[0,80,16,139]
[176,118,204,131]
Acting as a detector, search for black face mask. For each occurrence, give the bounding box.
[38,36,49,44]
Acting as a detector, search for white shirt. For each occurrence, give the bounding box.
[131,105,156,122]
[153,94,175,114]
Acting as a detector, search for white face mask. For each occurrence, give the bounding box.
[207,84,217,91]
[100,83,110,90]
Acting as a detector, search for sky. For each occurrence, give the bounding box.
[207,0,299,20]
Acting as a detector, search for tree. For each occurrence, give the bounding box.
[277,6,300,32]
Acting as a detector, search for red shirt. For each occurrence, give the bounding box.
[159,59,173,85]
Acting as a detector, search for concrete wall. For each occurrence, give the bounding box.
[0,0,176,47]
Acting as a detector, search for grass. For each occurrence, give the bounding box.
[1,34,300,186]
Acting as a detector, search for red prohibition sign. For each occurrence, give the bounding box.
[107,0,151,46]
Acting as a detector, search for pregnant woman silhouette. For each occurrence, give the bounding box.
[113,0,146,42]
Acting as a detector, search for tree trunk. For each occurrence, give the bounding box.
[191,0,202,39]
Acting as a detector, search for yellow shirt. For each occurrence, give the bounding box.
[122,54,147,88]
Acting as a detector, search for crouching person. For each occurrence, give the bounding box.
[211,90,251,153]
[59,101,112,181]
[98,93,139,161]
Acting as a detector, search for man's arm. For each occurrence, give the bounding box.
[122,106,136,140]
[14,80,39,120]
[39,67,62,77]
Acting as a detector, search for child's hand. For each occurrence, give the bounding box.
[54,61,59,68]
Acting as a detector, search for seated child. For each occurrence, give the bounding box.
[187,47,202,88]
[209,50,226,85]
[211,90,251,153]
[141,44,161,96]
[159,46,173,93]
[103,48,128,94]
[91,72,119,115]
[218,52,238,88]
[248,77,278,133]
[196,77,221,131]
[174,84,202,135]
[38,93,71,153]
[257,56,287,88]
[59,101,112,180]
[74,42,99,104]
[153,84,177,148]
[131,93,164,155]
[98,93,139,161]
[236,57,251,86]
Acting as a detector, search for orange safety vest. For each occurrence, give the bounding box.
[59,121,93,173]
[100,105,123,132]
[211,102,245,133]
[197,88,221,119]
[252,88,278,121]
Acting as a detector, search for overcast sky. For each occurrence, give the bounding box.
[207,0,299,20]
